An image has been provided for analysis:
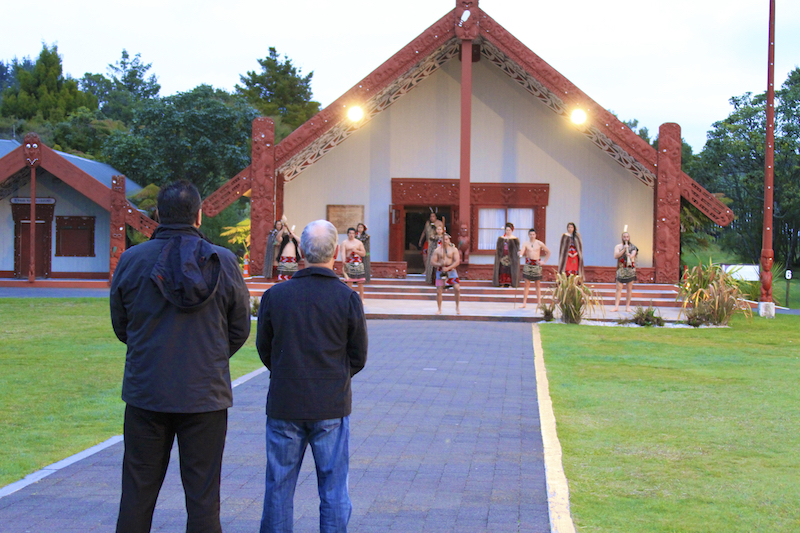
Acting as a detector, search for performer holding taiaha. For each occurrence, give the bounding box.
[419,211,439,264]
[425,221,445,285]
[519,228,551,309]
[276,221,300,282]
[356,222,371,283]
[341,227,367,301]
[611,228,638,312]
[431,232,462,315]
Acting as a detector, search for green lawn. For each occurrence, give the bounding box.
[540,315,800,532]
[0,298,262,488]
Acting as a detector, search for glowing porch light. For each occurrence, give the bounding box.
[347,105,364,122]
[571,109,587,125]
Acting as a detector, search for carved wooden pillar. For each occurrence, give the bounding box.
[654,123,682,283]
[455,1,478,244]
[23,133,42,282]
[110,175,127,281]
[275,171,285,221]
[250,117,275,277]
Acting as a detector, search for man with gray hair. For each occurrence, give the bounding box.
[256,219,368,533]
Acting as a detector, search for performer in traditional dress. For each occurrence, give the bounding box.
[341,227,367,301]
[611,231,638,312]
[425,223,445,285]
[558,222,584,278]
[418,211,439,263]
[276,226,300,282]
[263,218,285,279]
[356,222,371,283]
[431,233,462,315]
[519,228,551,308]
[492,223,520,288]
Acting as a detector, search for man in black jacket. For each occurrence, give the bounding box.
[110,180,251,533]
[256,219,368,533]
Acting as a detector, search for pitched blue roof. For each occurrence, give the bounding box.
[0,139,143,196]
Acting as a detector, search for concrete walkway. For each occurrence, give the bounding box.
[0,321,550,532]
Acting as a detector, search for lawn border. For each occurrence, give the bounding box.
[532,324,576,533]
[0,366,268,499]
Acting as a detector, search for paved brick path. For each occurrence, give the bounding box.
[0,320,549,532]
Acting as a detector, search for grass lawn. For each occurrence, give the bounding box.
[0,298,262,489]
[540,314,800,532]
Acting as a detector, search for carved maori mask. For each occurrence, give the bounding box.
[24,133,42,167]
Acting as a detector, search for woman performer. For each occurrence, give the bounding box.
[492,222,520,288]
[356,222,371,283]
[263,218,285,278]
[276,225,300,282]
[558,222,584,278]
[612,231,638,312]
[425,222,445,285]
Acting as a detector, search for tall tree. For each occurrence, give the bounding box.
[692,68,800,268]
[236,47,320,137]
[0,44,96,121]
[102,85,259,197]
[80,50,160,124]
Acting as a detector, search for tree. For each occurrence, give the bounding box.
[52,106,126,157]
[0,44,96,121]
[80,50,160,124]
[102,84,259,198]
[691,68,800,269]
[236,47,320,138]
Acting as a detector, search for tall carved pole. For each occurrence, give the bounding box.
[250,117,276,277]
[654,123,682,284]
[110,175,127,282]
[23,134,42,282]
[760,0,776,318]
[455,1,478,244]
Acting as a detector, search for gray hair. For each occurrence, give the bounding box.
[300,220,338,264]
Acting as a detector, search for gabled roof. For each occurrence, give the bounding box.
[206,6,733,226]
[0,139,142,200]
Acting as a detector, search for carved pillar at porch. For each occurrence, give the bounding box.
[455,1,478,245]
[250,117,276,277]
[654,123,682,283]
[110,175,127,281]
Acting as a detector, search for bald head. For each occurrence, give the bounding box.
[301,220,339,265]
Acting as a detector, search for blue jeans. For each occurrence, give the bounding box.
[260,416,351,533]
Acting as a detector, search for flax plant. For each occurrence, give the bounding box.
[551,273,603,324]
[678,260,752,325]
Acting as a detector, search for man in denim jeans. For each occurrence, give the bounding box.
[256,219,368,533]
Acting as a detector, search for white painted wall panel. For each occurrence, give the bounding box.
[283,55,654,267]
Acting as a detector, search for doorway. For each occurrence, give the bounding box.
[403,206,452,273]
[12,201,54,278]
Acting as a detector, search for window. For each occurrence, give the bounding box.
[56,216,95,257]
[478,208,534,250]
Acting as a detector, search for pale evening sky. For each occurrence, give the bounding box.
[2,0,799,153]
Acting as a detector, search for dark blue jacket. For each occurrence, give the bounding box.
[256,266,367,420]
[110,224,251,413]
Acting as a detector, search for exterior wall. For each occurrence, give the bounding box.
[0,173,110,274]
[284,58,653,267]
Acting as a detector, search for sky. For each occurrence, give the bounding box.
[3,0,799,153]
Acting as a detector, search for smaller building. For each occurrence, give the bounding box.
[0,136,153,280]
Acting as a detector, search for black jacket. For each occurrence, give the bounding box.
[110,224,251,413]
[256,266,367,420]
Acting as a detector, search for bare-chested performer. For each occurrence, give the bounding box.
[276,225,300,281]
[519,228,551,308]
[431,233,461,315]
[341,227,367,301]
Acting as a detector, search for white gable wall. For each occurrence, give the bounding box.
[0,173,110,274]
[284,57,653,267]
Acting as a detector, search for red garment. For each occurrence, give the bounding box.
[565,243,579,275]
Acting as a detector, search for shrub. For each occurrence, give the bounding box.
[678,261,752,325]
[619,305,664,327]
[551,273,602,324]
[250,296,260,317]
[540,299,556,322]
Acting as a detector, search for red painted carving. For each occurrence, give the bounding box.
[125,203,157,238]
[110,175,127,281]
[11,202,54,278]
[456,264,656,283]
[250,118,275,276]
[23,133,42,168]
[202,167,251,218]
[457,223,470,263]
[392,179,460,205]
[275,172,285,220]
[760,250,773,302]
[454,1,480,41]
[680,174,735,226]
[654,123,682,283]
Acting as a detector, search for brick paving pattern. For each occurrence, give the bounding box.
[0,320,548,532]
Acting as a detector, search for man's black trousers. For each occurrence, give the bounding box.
[116,405,228,533]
